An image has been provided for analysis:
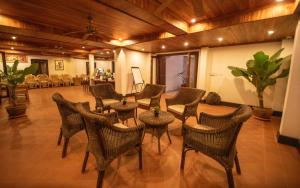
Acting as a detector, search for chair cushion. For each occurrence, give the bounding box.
[103,99,119,106]
[113,123,128,129]
[188,123,214,131]
[168,105,185,115]
[137,98,151,106]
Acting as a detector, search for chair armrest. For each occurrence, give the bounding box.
[92,111,119,124]
[135,90,146,100]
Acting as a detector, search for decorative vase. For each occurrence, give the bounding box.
[253,107,273,121]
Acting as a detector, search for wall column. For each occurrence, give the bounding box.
[197,47,209,90]
[279,20,300,143]
[88,54,95,77]
[114,48,127,95]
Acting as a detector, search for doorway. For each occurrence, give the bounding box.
[31,59,49,75]
[154,52,199,92]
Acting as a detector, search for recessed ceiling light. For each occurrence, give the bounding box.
[118,38,123,41]
[113,50,116,53]
[190,18,196,23]
[276,0,284,2]
[141,48,145,51]
[161,45,166,49]
[184,42,189,46]
[10,47,14,50]
[217,37,223,42]
[106,51,110,54]
[11,36,17,40]
[100,52,104,55]
[82,46,85,49]
[62,52,65,54]
[268,30,274,35]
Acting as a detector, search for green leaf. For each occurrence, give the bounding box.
[253,51,269,64]
[276,68,289,79]
[23,64,38,75]
[11,60,19,73]
[270,48,284,62]
[228,66,251,82]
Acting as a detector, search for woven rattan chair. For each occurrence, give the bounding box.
[180,105,252,188]
[61,74,72,86]
[90,83,122,112]
[76,103,145,188]
[52,93,87,158]
[37,74,50,88]
[24,74,38,88]
[135,84,165,110]
[50,74,62,87]
[166,87,205,125]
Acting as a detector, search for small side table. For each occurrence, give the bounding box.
[111,102,138,126]
[139,111,175,154]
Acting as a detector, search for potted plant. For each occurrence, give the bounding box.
[177,71,188,87]
[0,60,38,118]
[153,106,161,117]
[228,48,291,120]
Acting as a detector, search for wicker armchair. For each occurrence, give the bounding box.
[180,105,252,188]
[80,74,90,92]
[76,103,145,188]
[90,83,122,112]
[24,74,38,88]
[61,74,72,86]
[135,84,165,110]
[52,93,87,158]
[166,87,206,124]
[37,74,50,88]
[50,74,62,87]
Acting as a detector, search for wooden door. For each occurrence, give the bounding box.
[156,55,166,85]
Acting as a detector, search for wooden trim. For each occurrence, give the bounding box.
[277,132,300,149]
[150,57,154,84]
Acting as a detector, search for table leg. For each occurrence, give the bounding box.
[166,128,172,144]
[134,117,138,126]
[157,129,161,154]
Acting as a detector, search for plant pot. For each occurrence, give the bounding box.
[154,112,160,117]
[253,107,273,121]
[6,103,27,119]
[122,101,127,105]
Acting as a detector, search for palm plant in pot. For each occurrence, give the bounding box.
[0,60,38,118]
[228,48,291,121]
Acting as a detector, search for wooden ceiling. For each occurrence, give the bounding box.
[0,0,299,57]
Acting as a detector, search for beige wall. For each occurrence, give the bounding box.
[202,41,293,111]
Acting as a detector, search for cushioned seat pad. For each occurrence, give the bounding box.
[137,98,151,106]
[167,105,185,115]
[103,99,119,106]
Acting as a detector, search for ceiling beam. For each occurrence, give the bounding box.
[0,15,114,48]
[154,0,175,15]
[97,0,188,35]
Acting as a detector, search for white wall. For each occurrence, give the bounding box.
[202,41,293,111]
[279,20,300,140]
[165,55,184,92]
[114,48,151,95]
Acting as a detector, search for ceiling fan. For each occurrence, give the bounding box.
[64,16,102,40]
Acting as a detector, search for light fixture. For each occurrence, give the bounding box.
[161,45,166,49]
[276,0,284,2]
[184,42,189,46]
[100,52,104,55]
[82,46,85,49]
[62,52,65,54]
[268,30,274,35]
[118,38,123,41]
[217,37,223,42]
[141,48,145,51]
[190,18,196,23]
[11,36,17,40]
[113,50,116,53]
[106,51,110,54]
[10,47,14,50]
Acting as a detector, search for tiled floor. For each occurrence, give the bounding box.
[0,86,299,188]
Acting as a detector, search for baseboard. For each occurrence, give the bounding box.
[277,132,300,149]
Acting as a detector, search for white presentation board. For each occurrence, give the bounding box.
[131,67,144,84]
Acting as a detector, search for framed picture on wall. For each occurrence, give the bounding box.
[55,60,64,70]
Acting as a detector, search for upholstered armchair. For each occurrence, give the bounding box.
[50,74,62,87]
[52,93,87,158]
[37,74,50,88]
[180,105,252,188]
[166,87,206,124]
[76,103,145,188]
[90,83,122,112]
[24,74,38,88]
[135,84,165,110]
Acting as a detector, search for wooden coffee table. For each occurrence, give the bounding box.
[139,111,175,154]
[111,102,138,126]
